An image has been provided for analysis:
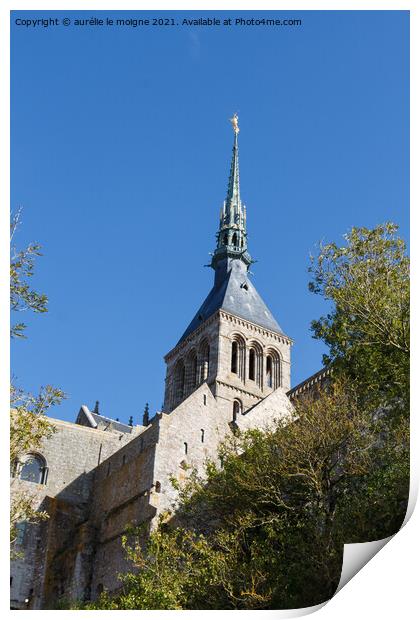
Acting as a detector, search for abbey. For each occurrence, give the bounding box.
[10,115,318,609]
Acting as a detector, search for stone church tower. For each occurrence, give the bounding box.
[11,115,298,609]
[164,114,291,421]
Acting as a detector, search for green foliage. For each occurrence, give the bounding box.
[10,384,65,465]
[10,210,48,338]
[10,384,65,548]
[88,380,408,610]
[10,210,65,550]
[309,222,409,406]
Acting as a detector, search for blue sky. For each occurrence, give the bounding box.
[11,10,409,425]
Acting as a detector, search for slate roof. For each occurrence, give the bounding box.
[76,406,132,433]
[177,263,286,345]
[90,413,133,433]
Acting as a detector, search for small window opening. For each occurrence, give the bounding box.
[193,355,198,387]
[184,442,188,455]
[203,394,207,406]
[231,341,238,374]
[249,349,256,381]
[266,355,273,388]
[155,481,161,493]
[232,233,238,247]
[202,344,210,380]
[201,429,205,443]
[233,400,242,422]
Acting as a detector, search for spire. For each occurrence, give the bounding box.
[211,114,252,273]
[143,402,150,427]
[226,115,241,211]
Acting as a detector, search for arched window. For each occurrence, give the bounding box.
[266,355,273,388]
[185,350,198,394]
[249,348,256,381]
[193,355,198,387]
[232,233,238,247]
[199,340,210,382]
[266,349,282,389]
[248,341,264,389]
[230,335,246,381]
[174,361,185,401]
[18,454,48,485]
[233,400,242,422]
[223,233,228,245]
[231,341,238,374]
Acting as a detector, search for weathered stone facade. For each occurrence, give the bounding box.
[10,116,314,609]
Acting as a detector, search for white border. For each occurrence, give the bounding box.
[2,2,416,618]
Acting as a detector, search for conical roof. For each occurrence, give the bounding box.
[177,262,284,345]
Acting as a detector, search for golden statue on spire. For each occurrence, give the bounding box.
[230,113,240,134]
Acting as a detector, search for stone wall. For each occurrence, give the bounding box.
[88,422,160,594]
[10,417,134,609]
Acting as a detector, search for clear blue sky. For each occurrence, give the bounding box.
[11,10,409,425]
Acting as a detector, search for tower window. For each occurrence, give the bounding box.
[175,361,186,401]
[200,342,210,381]
[223,233,228,245]
[231,341,238,374]
[193,355,198,387]
[249,349,256,381]
[232,233,238,247]
[266,355,273,388]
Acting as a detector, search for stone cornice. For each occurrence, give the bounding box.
[216,379,261,401]
[219,310,293,346]
[164,308,293,363]
[164,312,219,362]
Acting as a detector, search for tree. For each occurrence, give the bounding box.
[308,221,410,539]
[10,209,48,338]
[88,380,399,610]
[308,222,409,407]
[10,211,65,548]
